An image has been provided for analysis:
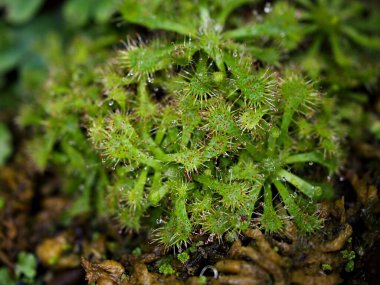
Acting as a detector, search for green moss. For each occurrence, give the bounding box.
[158,263,176,276]
[341,250,356,272]
[321,263,332,271]
[198,276,207,284]
[177,252,190,264]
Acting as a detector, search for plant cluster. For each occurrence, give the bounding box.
[0,252,37,285]
[16,0,380,250]
[18,0,344,249]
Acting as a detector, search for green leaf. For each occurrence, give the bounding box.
[94,0,117,23]
[2,0,43,24]
[15,252,37,283]
[0,268,15,285]
[119,0,196,35]
[63,0,92,27]
[0,123,12,166]
[0,46,25,74]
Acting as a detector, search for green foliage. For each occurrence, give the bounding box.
[296,0,380,85]
[158,263,176,276]
[0,252,38,284]
[1,0,44,24]
[321,263,332,271]
[177,252,190,264]
[0,123,12,166]
[131,247,142,256]
[18,0,350,249]
[341,250,356,272]
[15,252,37,284]
[0,0,118,112]
[297,0,380,65]
[18,33,117,218]
[0,196,5,209]
[63,0,118,27]
[198,276,207,284]
[0,267,15,285]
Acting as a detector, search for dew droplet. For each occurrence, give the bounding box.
[108,100,114,106]
[128,71,134,77]
[215,24,223,33]
[264,2,272,13]
[308,162,314,166]
[233,51,238,57]
[339,176,344,182]
[200,265,218,279]
[156,218,163,224]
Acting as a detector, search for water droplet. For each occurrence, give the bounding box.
[200,265,218,279]
[227,66,232,71]
[308,162,314,166]
[128,71,134,77]
[154,87,159,92]
[130,167,135,171]
[108,100,114,106]
[264,2,272,13]
[215,24,223,33]
[148,76,154,83]
[156,218,163,224]
[102,159,106,164]
[172,120,177,125]
[233,51,238,57]
[339,176,344,182]
[281,176,286,182]
[327,175,331,181]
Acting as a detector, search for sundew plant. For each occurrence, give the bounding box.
[19,0,342,248]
